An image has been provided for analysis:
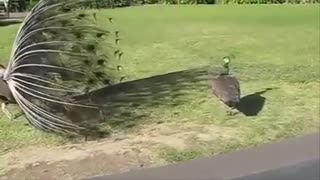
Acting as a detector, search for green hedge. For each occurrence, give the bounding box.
[221,0,319,4]
[94,0,319,6]
[25,0,138,9]
[22,0,320,12]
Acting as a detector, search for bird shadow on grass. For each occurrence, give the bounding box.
[67,66,209,139]
[236,87,277,116]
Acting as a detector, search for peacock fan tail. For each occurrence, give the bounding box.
[1,0,124,136]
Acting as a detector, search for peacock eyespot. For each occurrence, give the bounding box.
[88,79,95,84]
[83,59,90,65]
[120,76,125,82]
[86,44,96,52]
[94,72,104,78]
[97,59,105,65]
[60,20,69,26]
[96,33,104,38]
[77,14,86,19]
[47,30,58,37]
[103,79,111,85]
[117,66,122,71]
[114,50,120,56]
[118,52,123,60]
[74,32,83,39]
[62,7,71,12]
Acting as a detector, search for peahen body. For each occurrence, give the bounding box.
[0,0,124,136]
[209,57,241,115]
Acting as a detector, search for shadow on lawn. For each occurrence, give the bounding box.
[66,67,209,138]
[60,67,280,137]
[57,67,276,138]
[236,88,277,116]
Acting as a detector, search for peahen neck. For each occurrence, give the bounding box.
[221,62,230,75]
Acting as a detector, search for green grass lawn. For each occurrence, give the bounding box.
[0,4,319,162]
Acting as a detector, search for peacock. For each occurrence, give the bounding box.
[0,0,124,136]
[208,56,241,115]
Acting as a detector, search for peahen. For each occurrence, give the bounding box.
[208,56,241,115]
[0,0,124,136]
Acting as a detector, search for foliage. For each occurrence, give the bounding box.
[27,0,39,10]
[90,0,319,6]
[10,0,320,12]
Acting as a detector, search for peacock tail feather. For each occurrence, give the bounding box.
[2,0,124,135]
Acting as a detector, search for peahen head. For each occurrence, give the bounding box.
[221,56,231,75]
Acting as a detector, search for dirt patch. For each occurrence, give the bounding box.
[2,152,154,180]
[0,122,239,180]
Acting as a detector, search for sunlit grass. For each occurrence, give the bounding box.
[0,4,319,160]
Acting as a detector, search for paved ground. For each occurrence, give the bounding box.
[85,133,320,180]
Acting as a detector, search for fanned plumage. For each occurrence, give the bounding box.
[0,0,124,135]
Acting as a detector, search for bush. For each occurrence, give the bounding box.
[13,0,320,12]
[27,0,40,10]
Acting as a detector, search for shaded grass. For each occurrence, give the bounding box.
[0,4,319,159]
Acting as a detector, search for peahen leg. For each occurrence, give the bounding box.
[226,108,239,116]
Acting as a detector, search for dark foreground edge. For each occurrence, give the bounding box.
[84,133,320,180]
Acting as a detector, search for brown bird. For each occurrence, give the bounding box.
[208,56,240,115]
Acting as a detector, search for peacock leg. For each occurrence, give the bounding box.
[13,111,24,120]
[1,102,13,120]
[1,102,24,120]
